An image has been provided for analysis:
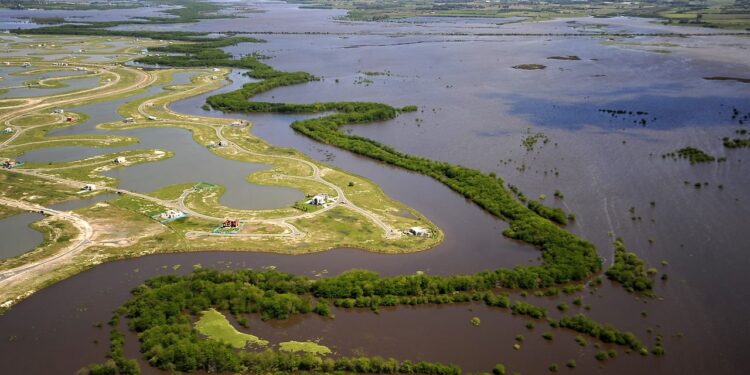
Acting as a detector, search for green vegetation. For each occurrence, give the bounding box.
[554,314,644,351]
[662,147,716,164]
[521,131,549,151]
[527,200,568,225]
[290,0,750,30]
[548,56,581,61]
[201,52,600,291]
[194,308,269,349]
[11,0,253,45]
[723,137,750,149]
[574,335,587,347]
[85,268,646,374]
[512,64,546,70]
[605,238,654,294]
[470,317,481,326]
[136,38,269,69]
[278,340,332,355]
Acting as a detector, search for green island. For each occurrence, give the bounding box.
[605,238,655,295]
[512,64,547,70]
[662,146,718,164]
[83,267,654,374]
[723,137,750,149]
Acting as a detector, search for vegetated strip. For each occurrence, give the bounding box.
[199,56,600,290]
[84,268,648,374]
[703,76,750,84]
[10,0,263,43]
[723,137,750,149]
[661,146,718,164]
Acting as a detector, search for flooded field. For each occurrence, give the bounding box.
[0,1,748,374]
[20,71,303,210]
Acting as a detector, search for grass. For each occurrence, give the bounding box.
[278,340,332,355]
[195,308,269,349]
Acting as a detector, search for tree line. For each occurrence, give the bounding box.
[82,268,649,374]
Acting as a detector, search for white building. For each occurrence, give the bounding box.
[82,184,96,191]
[408,226,430,237]
[160,210,185,220]
[123,117,135,124]
[147,115,157,121]
[306,194,329,206]
[114,157,126,164]
[212,68,221,72]
[53,108,65,114]
[2,127,13,134]
[218,140,229,147]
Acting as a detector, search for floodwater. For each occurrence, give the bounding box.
[0,193,116,259]
[0,211,43,259]
[0,75,99,98]
[0,5,176,28]
[1,1,749,374]
[21,72,303,210]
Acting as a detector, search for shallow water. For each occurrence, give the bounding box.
[0,2,749,374]
[22,72,303,210]
[0,211,43,259]
[0,6,176,25]
[0,75,99,98]
[0,193,116,259]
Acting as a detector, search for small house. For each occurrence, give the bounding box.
[2,127,13,134]
[408,226,430,237]
[66,116,73,122]
[160,210,185,220]
[114,157,126,164]
[306,194,329,206]
[230,121,244,127]
[222,219,240,228]
[53,109,65,114]
[147,115,157,121]
[22,62,31,67]
[123,117,135,124]
[218,140,229,147]
[82,184,96,191]
[212,68,221,72]
[2,160,17,169]
[211,75,218,80]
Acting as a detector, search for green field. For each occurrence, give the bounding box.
[194,308,269,349]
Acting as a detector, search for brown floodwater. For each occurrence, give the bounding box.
[1,2,749,374]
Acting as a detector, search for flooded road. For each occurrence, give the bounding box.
[0,1,749,374]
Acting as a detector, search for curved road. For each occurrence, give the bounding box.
[0,197,93,283]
